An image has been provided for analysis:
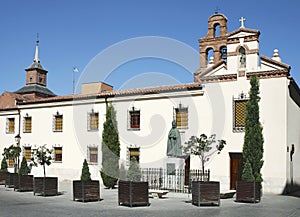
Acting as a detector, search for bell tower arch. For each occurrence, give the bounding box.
[198,13,228,71]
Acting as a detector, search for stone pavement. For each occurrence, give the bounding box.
[0,181,299,217]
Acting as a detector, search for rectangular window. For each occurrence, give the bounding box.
[233,99,248,131]
[129,110,140,129]
[6,118,15,133]
[89,112,99,131]
[176,107,188,128]
[24,147,32,161]
[24,117,32,133]
[54,147,62,162]
[88,147,98,163]
[54,115,63,132]
[8,158,14,168]
[129,147,140,163]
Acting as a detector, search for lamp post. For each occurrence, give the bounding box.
[14,134,21,173]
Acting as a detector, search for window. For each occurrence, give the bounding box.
[239,47,246,68]
[129,147,140,163]
[54,147,62,162]
[88,147,98,163]
[54,114,63,132]
[220,46,227,62]
[6,118,15,134]
[88,110,99,131]
[24,116,32,133]
[129,108,140,130]
[175,104,188,128]
[233,93,249,132]
[8,158,14,168]
[24,146,32,161]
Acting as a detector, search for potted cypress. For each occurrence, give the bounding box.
[3,145,21,187]
[184,134,226,206]
[0,157,8,185]
[14,156,33,192]
[118,157,149,207]
[31,145,58,196]
[73,159,100,202]
[236,75,263,203]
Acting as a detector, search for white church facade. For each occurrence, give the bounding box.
[0,13,299,194]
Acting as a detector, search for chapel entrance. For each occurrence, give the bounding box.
[229,153,243,190]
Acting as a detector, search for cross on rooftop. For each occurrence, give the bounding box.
[239,17,246,28]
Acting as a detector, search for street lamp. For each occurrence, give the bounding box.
[14,134,21,172]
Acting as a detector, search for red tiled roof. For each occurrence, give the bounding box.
[17,83,202,105]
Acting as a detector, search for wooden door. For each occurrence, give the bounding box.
[229,153,243,190]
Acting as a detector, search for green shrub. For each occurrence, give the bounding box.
[80,159,91,181]
[19,156,30,175]
[126,157,141,182]
[0,157,8,172]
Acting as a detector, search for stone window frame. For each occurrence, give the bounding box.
[53,144,63,163]
[127,106,140,131]
[6,117,15,134]
[87,109,99,132]
[174,103,189,129]
[53,111,63,132]
[23,145,32,161]
[23,114,32,133]
[233,92,249,132]
[87,145,98,164]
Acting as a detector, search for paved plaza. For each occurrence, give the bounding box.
[0,181,300,217]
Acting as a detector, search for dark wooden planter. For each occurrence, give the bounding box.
[118,180,150,207]
[236,181,261,203]
[0,171,8,185]
[5,173,18,188]
[192,181,220,206]
[73,180,100,202]
[33,177,58,196]
[14,175,34,192]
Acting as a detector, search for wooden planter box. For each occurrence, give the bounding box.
[0,171,8,185]
[14,175,34,192]
[118,180,150,207]
[236,181,261,203]
[192,181,220,206]
[5,173,18,188]
[34,177,58,196]
[73,180,100,202]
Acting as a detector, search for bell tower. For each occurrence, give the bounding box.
[198,13,228,71]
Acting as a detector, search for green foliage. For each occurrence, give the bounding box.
[2,145,21,173]
[241,160,254,181]
[242,75,264,183]
[31,145,53,177]
[101,103,120,189]
[184,134,226,174]
[126,157,141,182]
[19,156,30,175]
[0,157,8,172]
[80,159,91,181]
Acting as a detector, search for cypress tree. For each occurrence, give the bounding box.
[241,159,254,181]
[100,103,120,188]
[80,159,91,181]
[0,157,8,172]
[126,157,141,182]
[242,75,264,183]
[19,156,30,175]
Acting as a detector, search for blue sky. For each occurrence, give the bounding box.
[0,0,299,96]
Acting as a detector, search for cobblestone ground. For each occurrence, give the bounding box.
[0,181,300,217]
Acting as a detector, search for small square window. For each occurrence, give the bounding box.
[24,117,32,133]
[88,147,98,164]
[54,115,63,132]
[128,109,140,130]
[54,147,62,162]
[24,147,32,161]
[6,118,15,134]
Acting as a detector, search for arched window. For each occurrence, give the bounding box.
[214,23,220,38]
[206,48,214,65]
[220,46,227,62]
[239,47,246,68]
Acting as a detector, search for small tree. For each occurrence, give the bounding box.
[184,134,226,177]
[31,145,53,177]
[80,159,91,181]
[100,103,120,189]
[241,160,254,182]
[126,157,141,182]
[19,156,31,175]
[3,145,21,173]
[242,75,264,183]
[0,157,8,172]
